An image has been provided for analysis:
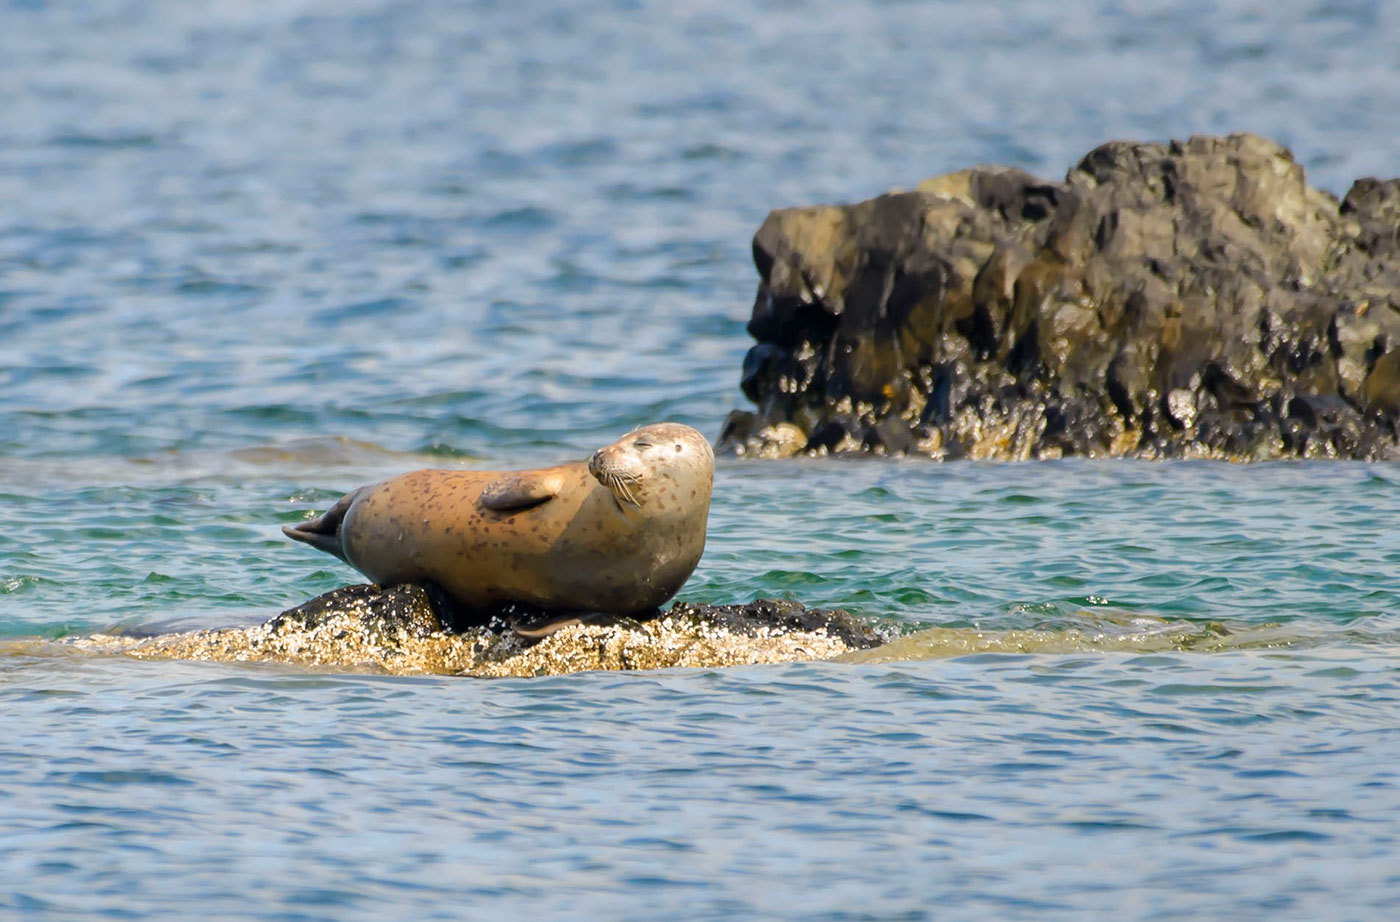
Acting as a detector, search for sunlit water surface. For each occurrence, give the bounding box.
[4,0,1400,919]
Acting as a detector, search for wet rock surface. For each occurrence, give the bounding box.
[720,133,1400,460]
[663,598,884,649]
[74,584,884,677]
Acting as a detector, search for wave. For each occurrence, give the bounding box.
[841,612,1400,663]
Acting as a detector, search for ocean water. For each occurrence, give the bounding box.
[3,0,1400,919]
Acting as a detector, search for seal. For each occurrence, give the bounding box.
[282,423,714,622]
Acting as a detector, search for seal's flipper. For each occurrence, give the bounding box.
[508,610,648,641]
[509,614,584,640]
[480,472,563,513]
[281,487,365,563]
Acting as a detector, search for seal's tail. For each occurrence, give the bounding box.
[281,487,364,563]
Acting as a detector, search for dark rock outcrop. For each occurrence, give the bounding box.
[720,133,1400,460]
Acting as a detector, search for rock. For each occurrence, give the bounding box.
[665,598,885,649]
[269,582,446,637]
[717,414,807,458]
[718,133,1400,460]
[72,585,886,677]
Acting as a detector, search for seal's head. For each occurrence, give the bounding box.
[588,422,714,510]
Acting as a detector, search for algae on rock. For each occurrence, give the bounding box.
[73,584,885,677]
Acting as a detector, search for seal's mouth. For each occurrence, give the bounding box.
[589,450,643,508]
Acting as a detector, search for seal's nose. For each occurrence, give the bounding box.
[587,449,603,477]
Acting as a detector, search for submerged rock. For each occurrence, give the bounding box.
[720,133,1400,460]
[74,584,884,677]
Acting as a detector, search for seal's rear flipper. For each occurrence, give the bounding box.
[281,522,344,559]
[281,487,364,563]
[507,609,654,641]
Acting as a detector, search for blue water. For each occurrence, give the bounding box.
[4,0,1400,919]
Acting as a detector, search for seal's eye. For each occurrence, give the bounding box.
[633,439,653,449]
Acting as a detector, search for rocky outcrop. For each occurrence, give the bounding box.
[719,133,1400,460]
[75,584,885,677]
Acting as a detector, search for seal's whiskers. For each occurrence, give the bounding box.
[604,470,642,506]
